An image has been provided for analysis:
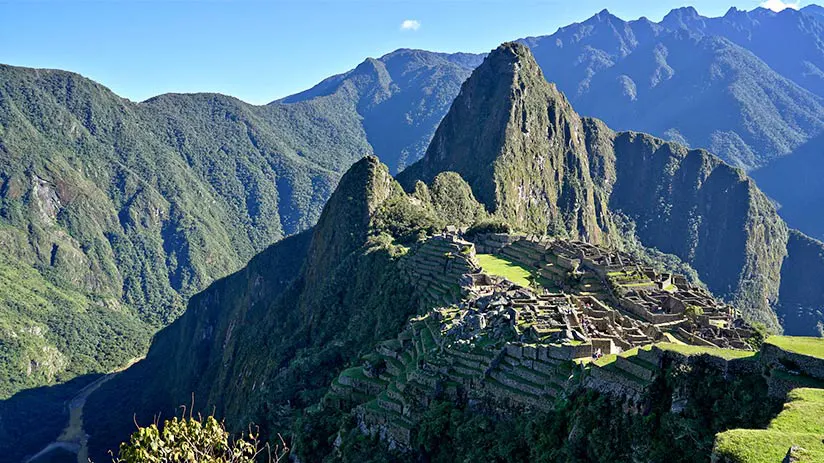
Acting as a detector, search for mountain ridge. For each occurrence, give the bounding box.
[0,46,479,398]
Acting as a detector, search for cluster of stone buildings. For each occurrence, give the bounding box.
[469,234,755,350]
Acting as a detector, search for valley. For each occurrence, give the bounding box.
[2,4,824,463]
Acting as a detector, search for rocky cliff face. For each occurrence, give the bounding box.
[602,131,788,328]
[776,231,824,336]
[401,43,789,329]
[398,43,612,243]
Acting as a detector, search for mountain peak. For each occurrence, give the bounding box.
[662,6,700,21]
[581,8,623,25]
[661,6,705,29]
[302,155,396,289]
[399,42,607,241]
[486,42,534,64]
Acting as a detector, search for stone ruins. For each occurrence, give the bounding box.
[325,232,766,449]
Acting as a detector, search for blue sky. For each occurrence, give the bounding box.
[0,0,805,104]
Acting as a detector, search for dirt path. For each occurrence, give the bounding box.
[26,357,142,463]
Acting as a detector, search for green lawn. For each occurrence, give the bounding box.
[766,336,824,360]
[714,429,824,463]
[476,254,535,288]
[656,342,757,360]
[769,388,824,434]
[713,388,824,463]
[592,345,652,367]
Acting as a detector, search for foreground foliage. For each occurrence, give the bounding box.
[114,414,287,463]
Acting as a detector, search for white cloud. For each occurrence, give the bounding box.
[760,0,801,12]
[400,19,421,31]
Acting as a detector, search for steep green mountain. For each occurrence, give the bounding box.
[82,155,440,461]
[399,42,788,330]
[0,63,363,398]
[279,49,483,173]
[0,48,479,399]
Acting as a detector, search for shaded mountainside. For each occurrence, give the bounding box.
[776,231,824,336]
[83,156,447,461]
[0,48,478,398]
[751,133,824,240]
[660,6,824,100]
[279,49,482,173]
[400,43,788,330]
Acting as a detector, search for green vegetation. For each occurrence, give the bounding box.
[0,251,150,397]
[765,336,824,359]
[475,254,534,288]
[0,48,479,398]
[465,218,512,237]
[300,353,779,463]
[114,414,286,463]
[714,388,824,463]
[84,160,429,460]
[714,431,824,463]
[655,342,758,361]
[428,172,488,227]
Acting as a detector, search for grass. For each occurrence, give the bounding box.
[476,254,535,288]
[769,389,824,434]
[713,388,824,462]
[714,429,824,462]
[655,342,757,360]
[591,345,652,368]
[765,336,824,360]
[593,354,617,367]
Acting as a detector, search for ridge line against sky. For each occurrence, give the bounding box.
[0,0,808,105]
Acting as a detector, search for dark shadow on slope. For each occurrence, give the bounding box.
[0,374,101,462]
[752,132,824,241]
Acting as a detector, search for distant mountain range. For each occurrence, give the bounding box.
[2,3,824,419]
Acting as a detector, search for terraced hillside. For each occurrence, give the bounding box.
[24,37,819,463]
[713,337,824,463]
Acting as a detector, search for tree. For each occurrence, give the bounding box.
[112,413,287,463]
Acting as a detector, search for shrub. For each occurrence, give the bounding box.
[465,218,512,237]
[112,413,287,463]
